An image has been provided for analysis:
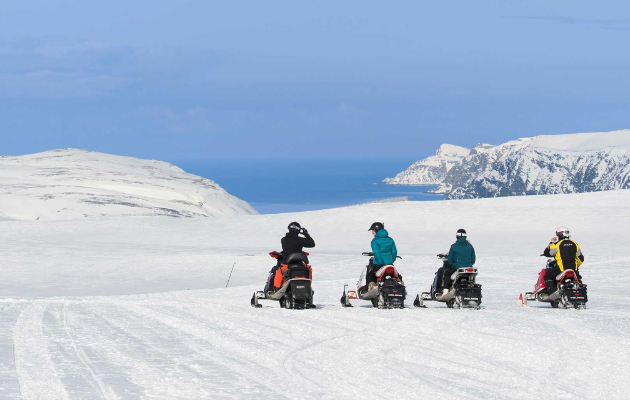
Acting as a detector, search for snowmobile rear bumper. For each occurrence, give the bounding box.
[416,285,482,310]
[252,279,315,309]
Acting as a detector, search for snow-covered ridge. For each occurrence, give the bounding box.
[386,129,630,199]
[383,144,470,185]
[0,148,258,220]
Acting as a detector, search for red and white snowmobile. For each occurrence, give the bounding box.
[251,251,315,309]
[414,254,482,309]
[340,252,406,309]
[520,257,587,309]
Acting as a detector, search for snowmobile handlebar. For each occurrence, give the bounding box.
[362,252,402,260]
[270,250,310,259]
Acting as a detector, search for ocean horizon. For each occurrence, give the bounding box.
[173,157,444,214]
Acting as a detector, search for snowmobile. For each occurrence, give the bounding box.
[251,251,315,309]
[340,252,406,309]
[519,256,587,309]
[414,254,482,309]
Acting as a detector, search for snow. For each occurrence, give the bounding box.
[388,130,630,199]
[478,129,630,156]
[527,129,630,152]
[450,131,630,198]
[1,189,629,398]
[383,144,471,185]
[0,149,257,221]
[436,143,471,157]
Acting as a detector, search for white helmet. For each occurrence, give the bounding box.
[556,226,570,239]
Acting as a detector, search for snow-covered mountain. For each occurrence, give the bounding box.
[387,129,630,199]
[0,148,258,220]
[383,144,470,185]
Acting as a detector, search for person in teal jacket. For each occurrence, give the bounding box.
[442,228,476,289]
[366,222,398,289]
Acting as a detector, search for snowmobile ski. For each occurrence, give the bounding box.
[340,284,357,307]
[251,291,264,308]
[413,294,427,308]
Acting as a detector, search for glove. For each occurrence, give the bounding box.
[301,228,309,236]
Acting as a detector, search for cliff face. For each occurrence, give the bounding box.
[383,144,470,185]
[387,130,630,199]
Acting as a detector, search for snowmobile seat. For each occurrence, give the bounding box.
[452,268,477,280]
[375,266,400,281]
[556,269,580,284]
[286,265,311,280]
[285,252,309,266]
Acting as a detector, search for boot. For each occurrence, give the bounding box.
[545,280,557,295]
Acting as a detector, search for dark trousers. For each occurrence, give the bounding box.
[545,262,582,293]
[366,259,383,286]
[441,262,457,290]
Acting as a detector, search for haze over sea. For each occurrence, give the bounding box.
[175,158,444,214]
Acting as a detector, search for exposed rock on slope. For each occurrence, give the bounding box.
[442,130,630,199]
[386,130,630,199]
[383,144,470,185]
[0,149,258,220]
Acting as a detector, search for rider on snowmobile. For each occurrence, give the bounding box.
[366,222,398,290]
[439,229,476,292]
[542,226,584,293]
[269,222,315,292]
[281,222,315,260]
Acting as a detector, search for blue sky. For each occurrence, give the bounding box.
[1,1,629,160]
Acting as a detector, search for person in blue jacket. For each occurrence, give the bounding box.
[441,228,476,290]
[366,222,398,290]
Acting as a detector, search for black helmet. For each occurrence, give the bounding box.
[288,222,301,232]
[368,222,384,232]
[456,228,467,238]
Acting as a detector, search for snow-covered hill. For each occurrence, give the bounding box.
[383,143,470,185]
[0,148,257,220]
[387,129,630,199]
[1,190,629,398]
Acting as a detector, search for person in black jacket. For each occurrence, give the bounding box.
[281,221,315,260]
[266,222,315,293]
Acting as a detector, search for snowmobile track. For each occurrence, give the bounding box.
[13,302,69,400]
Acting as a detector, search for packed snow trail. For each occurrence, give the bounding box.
[0,303,22,399]
[1,190,630,398]
[13,302,69,400]
[2,282,629,399]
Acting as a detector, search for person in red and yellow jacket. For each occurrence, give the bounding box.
[543,226,584,293]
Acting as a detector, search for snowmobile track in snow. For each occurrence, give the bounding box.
[13,302,69,400]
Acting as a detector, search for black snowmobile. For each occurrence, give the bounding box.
[519,255,587,309]
[340,252,406,309]
[414,254,482,309]
[251,251,315,309]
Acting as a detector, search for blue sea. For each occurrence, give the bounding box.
[174,158,444,214]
